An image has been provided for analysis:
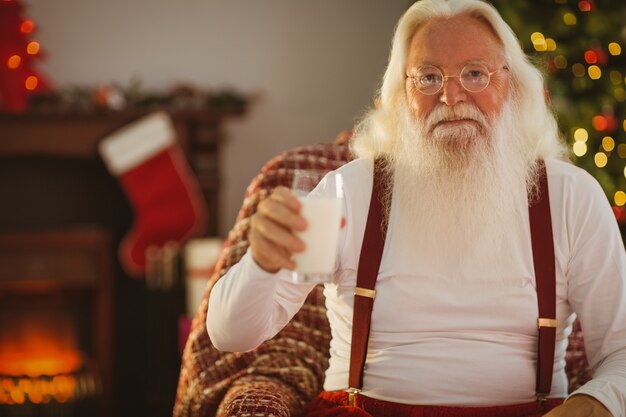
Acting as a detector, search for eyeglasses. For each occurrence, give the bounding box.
[408,63,508,95]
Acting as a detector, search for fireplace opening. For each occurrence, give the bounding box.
[0,229,112,416]
[0,301,86,378]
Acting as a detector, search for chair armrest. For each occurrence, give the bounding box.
[217,375,304,417]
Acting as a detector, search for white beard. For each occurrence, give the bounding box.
[384,100,539,275]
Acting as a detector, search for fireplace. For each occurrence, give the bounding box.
[0,109,239,416]
[0,229,112,416]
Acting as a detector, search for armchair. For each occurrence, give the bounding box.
[174,141,591,417]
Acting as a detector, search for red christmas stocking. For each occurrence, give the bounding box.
[99,111,207,277]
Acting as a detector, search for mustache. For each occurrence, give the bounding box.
[424,103,489,132]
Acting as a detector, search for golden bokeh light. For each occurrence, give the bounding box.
[574,127,589,142]
[563,12,577,25]
[609,42,622,56]
[594,152,608,168]
[26,41,40,55]
[530,32,545,43]
[573,141,588,157]
[531,32,547,51]
[588,65,602,80]
[615,191,626,207]
[602,136,616,152]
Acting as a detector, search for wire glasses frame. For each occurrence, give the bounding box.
[409,63,509,95]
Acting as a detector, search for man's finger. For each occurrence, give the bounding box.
[249,228,297,272]
[258,198,307,232]
[270,186,302,211]
[257,216,305,253]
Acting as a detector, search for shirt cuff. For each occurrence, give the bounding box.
[242,249,287,281]
[569,380,620,417]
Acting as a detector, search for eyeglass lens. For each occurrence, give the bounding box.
[413,63,492,94]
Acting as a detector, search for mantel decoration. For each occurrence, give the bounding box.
[25,82,249,116]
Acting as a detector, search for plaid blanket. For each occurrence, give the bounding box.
[174,142,591,417]
[174,143,352,417]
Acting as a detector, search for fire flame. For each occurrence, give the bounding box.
[0,350,84,377]
[0,374,77,404]
[0,308,88,404]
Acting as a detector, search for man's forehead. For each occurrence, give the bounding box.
[407,14,505,68]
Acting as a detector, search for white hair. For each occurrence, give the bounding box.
[350,0,568,163]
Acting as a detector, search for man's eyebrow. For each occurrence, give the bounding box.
[462,59,489,65]
[408,59,493,70]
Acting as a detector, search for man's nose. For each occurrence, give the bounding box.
[439,77,467,106]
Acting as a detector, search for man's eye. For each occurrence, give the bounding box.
[419,73,442,86]
[468,70,485,78]
[462,69,489,83]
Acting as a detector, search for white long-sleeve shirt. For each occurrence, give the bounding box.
[207,158,626,416]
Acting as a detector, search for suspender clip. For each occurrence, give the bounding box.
[346,387,361,407]
[354,287,376,299]
[537,318,558,328]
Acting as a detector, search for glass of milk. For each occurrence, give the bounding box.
[291,169,343,284]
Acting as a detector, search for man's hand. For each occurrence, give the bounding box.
[249,186,307,273]
[543,394,612,417]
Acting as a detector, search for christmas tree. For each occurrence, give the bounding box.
[0,0,49,112]
[491,0,626,223]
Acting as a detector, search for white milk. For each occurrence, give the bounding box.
[293,196,342,275]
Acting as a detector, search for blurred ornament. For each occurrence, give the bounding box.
[94,85,126,111]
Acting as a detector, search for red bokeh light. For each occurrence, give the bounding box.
[584,50,598,64]
[20,19,35,34]
[592,115,608,131]
[578,1,592,12]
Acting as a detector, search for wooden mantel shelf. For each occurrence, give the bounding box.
[0,108,242,158]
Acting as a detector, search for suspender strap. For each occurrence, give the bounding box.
[347,159,387,403]
[348,159,557,405]
[529,161,557,401]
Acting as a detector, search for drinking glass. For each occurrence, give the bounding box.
[291,169,343,284]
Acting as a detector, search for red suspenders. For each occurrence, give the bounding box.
[347,159,556,405]
[529,162,558,401]
[348,159,389,402]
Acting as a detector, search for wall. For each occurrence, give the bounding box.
[27,0,411,235]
